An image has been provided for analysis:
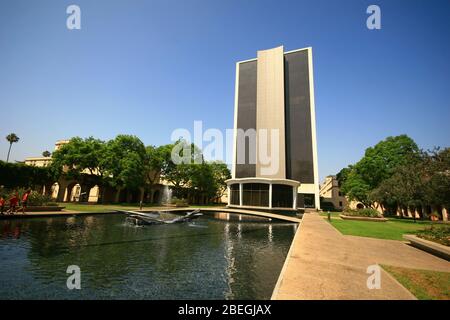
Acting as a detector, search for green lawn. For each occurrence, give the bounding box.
[60,203,144,212]
[322,213,434,241]
[382,265,450,300]
[59,203,226,213]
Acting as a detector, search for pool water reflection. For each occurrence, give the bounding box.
[0,213,296,299]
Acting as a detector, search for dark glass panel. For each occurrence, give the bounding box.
[235,61,257,178]
[230,184,240,205]
[242,183,269,207]
[284,51,314,183]
[272,184,293,208]
[303,193,315,208]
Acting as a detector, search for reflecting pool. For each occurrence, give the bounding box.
[0,213,296,299]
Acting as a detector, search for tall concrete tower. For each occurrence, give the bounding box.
[226,46,320,211]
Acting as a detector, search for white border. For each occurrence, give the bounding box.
[232,62,240,179]
[236,46,311,65]
[308,47,320,210]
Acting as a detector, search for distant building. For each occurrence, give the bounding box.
[226,46,320,211]
[24,140,169,204]
[319,175,347,210]
[24,140,69,168]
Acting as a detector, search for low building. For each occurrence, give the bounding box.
[319,175,347,210]
[320,174,448,221]
[24,140,169,204]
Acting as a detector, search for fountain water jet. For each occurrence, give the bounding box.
[161,185,173,205]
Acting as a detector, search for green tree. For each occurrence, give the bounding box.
[161,141,230,204]
[163,140,202,198]
[423,148,450,211]
[189,162,215,204]
[51,137,108,201]
[6,133,20,162]
[144,144,173,203]
[340,170,372,207]
[370,155,426,217]
[103,135,146,202]
[339,135,419,207]
[0,161,56,190]
[209,161,231,201]
[42,151,51,157]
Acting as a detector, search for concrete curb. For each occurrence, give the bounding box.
[271,218,303,300]
[403,234,450,261]
[379,265,418,300]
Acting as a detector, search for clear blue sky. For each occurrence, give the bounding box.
[1,0,449,182]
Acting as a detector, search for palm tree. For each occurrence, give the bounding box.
[6,133,20,162]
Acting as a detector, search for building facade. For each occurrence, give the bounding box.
[319,175,347,210]
[24,140,169,204]
[226,46,320,211]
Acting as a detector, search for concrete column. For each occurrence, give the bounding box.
[239,183,243,207]
[414,207,420,219]
[256,46,286,179]
[227,186,231,206]
[407,207,413,218]
[56,184,66,202]
[292,186,297,210]
[443,207,448,221]
[315,190,321,211]
[64,188,69,202]
[268,183,273,209]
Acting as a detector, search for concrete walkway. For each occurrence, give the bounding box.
[272,213,450,300]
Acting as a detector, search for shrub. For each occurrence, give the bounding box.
[416,225,450,246]
[344,208,383,218]
[0,188,56,206]
[27,192,57,206]
[0,160,55,188]
[170,197,188,206]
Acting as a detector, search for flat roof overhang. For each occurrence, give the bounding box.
[225,177,300,188]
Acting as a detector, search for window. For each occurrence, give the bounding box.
[242,183,269,207]
[303,194,315,208]
[272,184,293,208]
[230,184,240,205]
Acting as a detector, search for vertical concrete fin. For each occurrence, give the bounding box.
[256,46,286,179]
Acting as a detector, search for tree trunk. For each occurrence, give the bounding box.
[6,143,12,162]
[149,189,154,204]
[115,188,122,203]
[443,207,449,222]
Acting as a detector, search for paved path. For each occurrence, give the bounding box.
[272,213,450,300]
